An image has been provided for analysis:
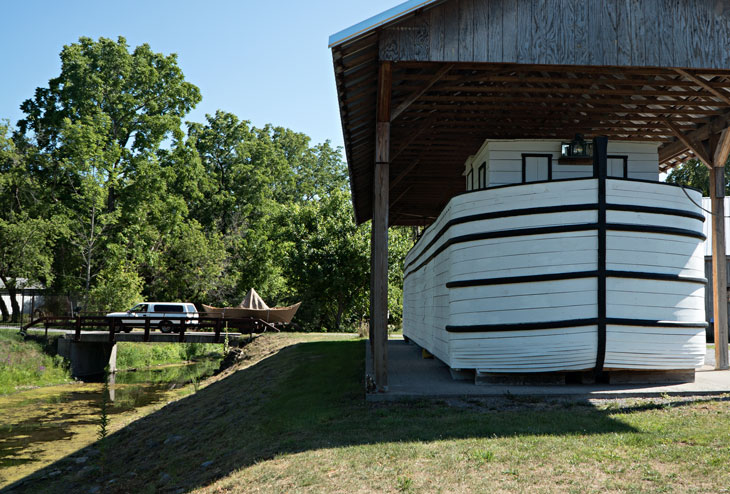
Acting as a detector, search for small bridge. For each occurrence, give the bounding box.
[22,315,277,379]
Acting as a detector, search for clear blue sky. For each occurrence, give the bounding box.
[0,1,398,151]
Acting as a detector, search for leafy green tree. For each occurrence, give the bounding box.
[145,221,227,304]
[0,122,59,321]
[0,216,56,321]
[86,259,143,313]
[285,189,370,330]
[666,158,730,195]
[6,35,414,330]
[15,36,201,307]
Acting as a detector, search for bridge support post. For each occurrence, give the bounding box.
[58,338,117,380]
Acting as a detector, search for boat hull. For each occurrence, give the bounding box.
[403,178,707,373]
[202,302,301,324]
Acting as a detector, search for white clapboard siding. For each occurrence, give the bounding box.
[701,197,730,256]
[403,167,705,374]
[449,326,597,372]
[604,326,706,369]
[466,140,660,187]
[607,210,700,232]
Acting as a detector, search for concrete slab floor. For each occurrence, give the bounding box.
[366,337,730,401]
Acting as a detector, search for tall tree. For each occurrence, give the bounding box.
[16,36,201,306]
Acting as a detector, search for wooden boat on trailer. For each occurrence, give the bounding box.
[402,138,707,381]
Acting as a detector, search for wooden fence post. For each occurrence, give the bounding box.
[108,317,116,343]
[214,318,221,343]
[74,316,81,341]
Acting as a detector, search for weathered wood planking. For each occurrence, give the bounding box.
[378,0,730,70]
[403,176,706,373]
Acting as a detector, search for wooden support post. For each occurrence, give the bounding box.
[144,318,151,342]
[178,323,186,342]
[710,128,730,370]
[372,61,391,392]
[369,225,375,351]
[108,317,116,342]
[214,318,221,343]
[75,316,81,341]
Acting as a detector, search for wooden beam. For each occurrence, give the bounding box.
[390,185,413,213]
[674,68,730,106]
[377,62,391,122]
[659,112,730,164]
[391,114,437,162]
[662,118,712,168]
[714,127,730,167]
[390,64,453,122]
[372,61,391,392]
[390,159,420,191]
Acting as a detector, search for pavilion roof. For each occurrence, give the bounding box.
[331,0,730,225]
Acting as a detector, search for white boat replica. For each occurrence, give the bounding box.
[403,138,706,377]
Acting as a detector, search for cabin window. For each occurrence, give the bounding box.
[607,155,628,178]
[478,162,486,189]
[521,154,552,183]
[466,169,473,191]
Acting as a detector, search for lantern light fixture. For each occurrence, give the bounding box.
[561,133,593,158]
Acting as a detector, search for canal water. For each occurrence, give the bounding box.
[0,358,221,488]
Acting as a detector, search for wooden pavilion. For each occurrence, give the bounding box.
[329,0,730,391]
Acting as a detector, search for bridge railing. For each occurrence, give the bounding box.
[21,314,279,343]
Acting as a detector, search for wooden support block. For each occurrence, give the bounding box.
[607,370,695,384]
[449,368,474,381]
[422,348,434,359]
[475,371,566,386]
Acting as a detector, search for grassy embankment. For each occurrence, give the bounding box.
[11,332,730,494]
[0,329,224,394]
[0,331,69,394]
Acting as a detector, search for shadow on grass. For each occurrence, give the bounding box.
[5,338,672,493]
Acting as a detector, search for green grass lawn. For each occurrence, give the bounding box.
[11,333,730,494]
[115,341,224,369]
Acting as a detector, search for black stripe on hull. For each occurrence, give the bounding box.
[405,221,705,280]
[445,318,708,333]
[445,270,707,288]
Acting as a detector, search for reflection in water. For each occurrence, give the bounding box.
[0,358,221,487]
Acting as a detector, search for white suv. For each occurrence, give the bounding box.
[106,302,199,333]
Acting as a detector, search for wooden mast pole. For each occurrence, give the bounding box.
[372,61,392,391]
[710,128,730,369]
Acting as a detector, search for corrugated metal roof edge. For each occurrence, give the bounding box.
[328,0,440,48]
